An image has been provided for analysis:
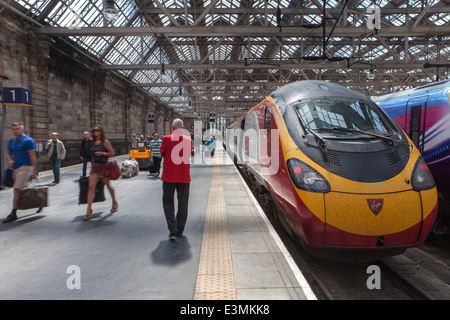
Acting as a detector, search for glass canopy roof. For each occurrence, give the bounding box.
[12,0,450,119]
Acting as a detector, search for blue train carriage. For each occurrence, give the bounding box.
[373,79,450,235]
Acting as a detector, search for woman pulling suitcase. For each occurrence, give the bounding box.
[83,124,118,221]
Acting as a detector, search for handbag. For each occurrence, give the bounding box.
[107,161,120,180]
[17,187,48,210]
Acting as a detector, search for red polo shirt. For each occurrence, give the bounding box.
[160,130,192,183]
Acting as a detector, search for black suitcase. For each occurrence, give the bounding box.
[79,177,105,204]
[148,159,157,174]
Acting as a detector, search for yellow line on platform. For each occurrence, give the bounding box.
[194,157,236,300]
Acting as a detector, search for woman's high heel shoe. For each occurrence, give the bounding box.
[110,201,118,213]
[83,209,93,221]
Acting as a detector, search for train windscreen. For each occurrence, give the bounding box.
[292,98,392,137]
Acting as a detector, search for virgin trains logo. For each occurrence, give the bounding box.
[367,199,384,216]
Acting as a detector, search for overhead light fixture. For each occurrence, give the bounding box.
[161,62,166,76]
[367,62,375,80]
[104,0,119,22]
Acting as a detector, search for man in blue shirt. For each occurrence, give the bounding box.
[2,122,39,223]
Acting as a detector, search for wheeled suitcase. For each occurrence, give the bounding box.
[78,176,105,204]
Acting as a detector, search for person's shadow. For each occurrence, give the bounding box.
[150,236,192,265]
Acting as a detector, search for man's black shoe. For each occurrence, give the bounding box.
[169,229,178,241]
[2,212,17,224]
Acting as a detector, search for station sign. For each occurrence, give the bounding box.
[148,113,155,123]
[3,87,32,106]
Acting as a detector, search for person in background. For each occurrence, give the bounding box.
[131,133,138,149]
[160,119,192,240]
[149,132,162,177]
[2,122,39,223]
[83,124,118,221]
[45,132,66,184]
[205,136,216,157]
[79,131,92,178]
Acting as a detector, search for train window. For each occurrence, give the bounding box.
[409,105,422,148]
[264,106,271,134]
[292,98,390,136]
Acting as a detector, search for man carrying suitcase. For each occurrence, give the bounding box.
[2,122,40,223]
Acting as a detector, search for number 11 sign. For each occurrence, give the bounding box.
[3,87,32,106]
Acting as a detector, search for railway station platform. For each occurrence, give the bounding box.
[0,144,315,301]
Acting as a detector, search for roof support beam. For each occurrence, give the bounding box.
[151,0,181,26]
[132,81,423,88]
[33,25,450,37]
[98,62,425,70]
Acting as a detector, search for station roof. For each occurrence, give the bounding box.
[5,0,450,120]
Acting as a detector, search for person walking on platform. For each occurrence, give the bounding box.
[83,124,118,221]
[205,136,216,157]
[160,119,192,240]
[79,131,92,178]
[2,122,39,223]
[45,132,66,184]
[149,132,162,177]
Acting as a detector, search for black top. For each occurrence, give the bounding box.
[90,143,108,163]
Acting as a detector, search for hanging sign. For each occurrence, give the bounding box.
[3,87,32,106]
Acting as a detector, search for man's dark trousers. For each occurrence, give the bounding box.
[162,182,190,235]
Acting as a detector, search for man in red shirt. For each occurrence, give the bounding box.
[160,119,193,240]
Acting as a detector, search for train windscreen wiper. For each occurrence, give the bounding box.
[295,111,327,147]
[317,127,395,145]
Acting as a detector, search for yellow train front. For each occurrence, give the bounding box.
[226,81,438,261]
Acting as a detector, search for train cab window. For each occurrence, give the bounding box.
[264,106,271,134]
[409,105,422,148]
[292,98,391,137]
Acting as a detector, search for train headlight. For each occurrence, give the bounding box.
[287,158,331,193]
[411,156,435,191]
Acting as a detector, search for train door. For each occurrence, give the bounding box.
[406,96,428,153]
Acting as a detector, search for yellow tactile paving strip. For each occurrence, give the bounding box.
[194,159,236,300]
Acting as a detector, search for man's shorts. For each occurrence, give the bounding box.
[12,165,34,189]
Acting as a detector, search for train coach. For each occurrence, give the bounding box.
[374,80,450,236]
[225,80,438,261]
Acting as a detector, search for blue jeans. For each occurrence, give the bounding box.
[49,157,61,182]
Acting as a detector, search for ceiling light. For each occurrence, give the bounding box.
[104,0,119,22]
[367,63,375,80]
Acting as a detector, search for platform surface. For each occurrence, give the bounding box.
[0,145,315,300]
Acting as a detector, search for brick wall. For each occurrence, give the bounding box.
[0,8,179,172]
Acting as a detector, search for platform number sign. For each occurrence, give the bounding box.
[3,87,32,106]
